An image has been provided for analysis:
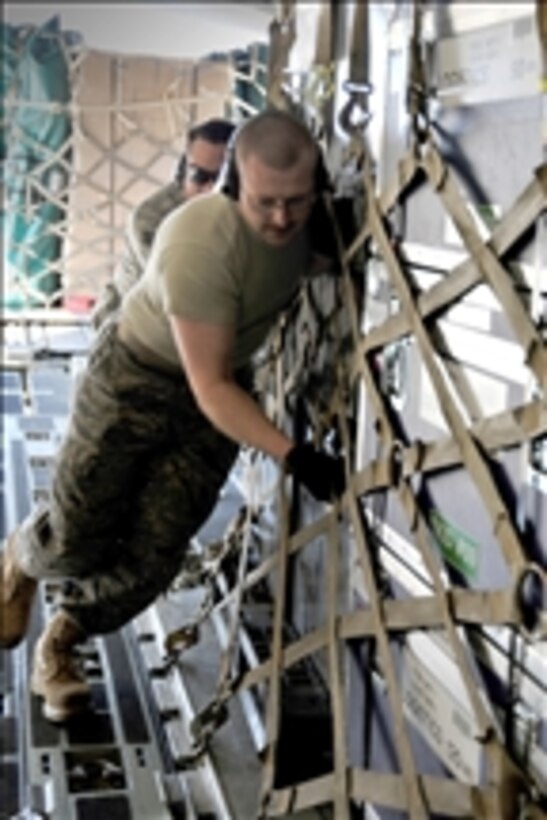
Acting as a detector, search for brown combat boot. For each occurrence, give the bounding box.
[31,610,92,722]
[0,533,38,649]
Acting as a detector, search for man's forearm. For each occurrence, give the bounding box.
[196,380,293,462]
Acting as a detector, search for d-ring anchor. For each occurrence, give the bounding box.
[515,563,545,634]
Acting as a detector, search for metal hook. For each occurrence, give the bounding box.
[338,79,374,137]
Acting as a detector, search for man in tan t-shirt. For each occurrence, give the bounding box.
[1,110,345,723]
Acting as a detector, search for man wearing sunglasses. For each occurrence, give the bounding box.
[1,110,346,724]
[92,117,235,328]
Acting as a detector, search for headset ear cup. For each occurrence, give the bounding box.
[220,153,240,199]
[218,130,240,199]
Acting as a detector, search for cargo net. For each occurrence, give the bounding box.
[2,24,250,313]
[162,103,547,820]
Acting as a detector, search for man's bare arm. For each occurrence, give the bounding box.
[169,315,293,461]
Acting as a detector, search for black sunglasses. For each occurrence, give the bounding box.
[186,163,219,186]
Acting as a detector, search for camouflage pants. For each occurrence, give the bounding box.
[16,320,242,635]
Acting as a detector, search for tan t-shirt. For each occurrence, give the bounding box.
[121,192,311,369]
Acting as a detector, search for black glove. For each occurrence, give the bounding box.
[285,443,346,502]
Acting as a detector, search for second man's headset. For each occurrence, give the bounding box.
[174,154,187,186]
[175,119,237,187]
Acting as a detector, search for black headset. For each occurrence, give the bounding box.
[175,154,187,186]
[217,112,355,260]
[217,131,239,198]
[218,118,332,201]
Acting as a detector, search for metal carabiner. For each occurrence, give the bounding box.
[338,79,374,137]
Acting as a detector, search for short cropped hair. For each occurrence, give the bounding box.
[188,118,236,146]
[175,118,235,184]
[235,109,317,170]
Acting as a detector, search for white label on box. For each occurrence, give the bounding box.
[402,647,482,784]
[437,15,540,107]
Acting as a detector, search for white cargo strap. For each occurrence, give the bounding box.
[306,0,338,131]
[266,0,296,111]
[158,4,546,813]
[322,13,543,791]
[352,399,546,501]
[322,203,530,817]
[538,0,547,95]
[245,161,544,816]
[338,1,373,172]
[326,506,350,819]
[338,410,430,819]
[342,154,540,680]
[422,144,547,392]
[359,164,547,353]
[259,476,292,816]
[267,769,499,817]
[351,157,546,588]
[364,175,532,582]
[259,9,543,814]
